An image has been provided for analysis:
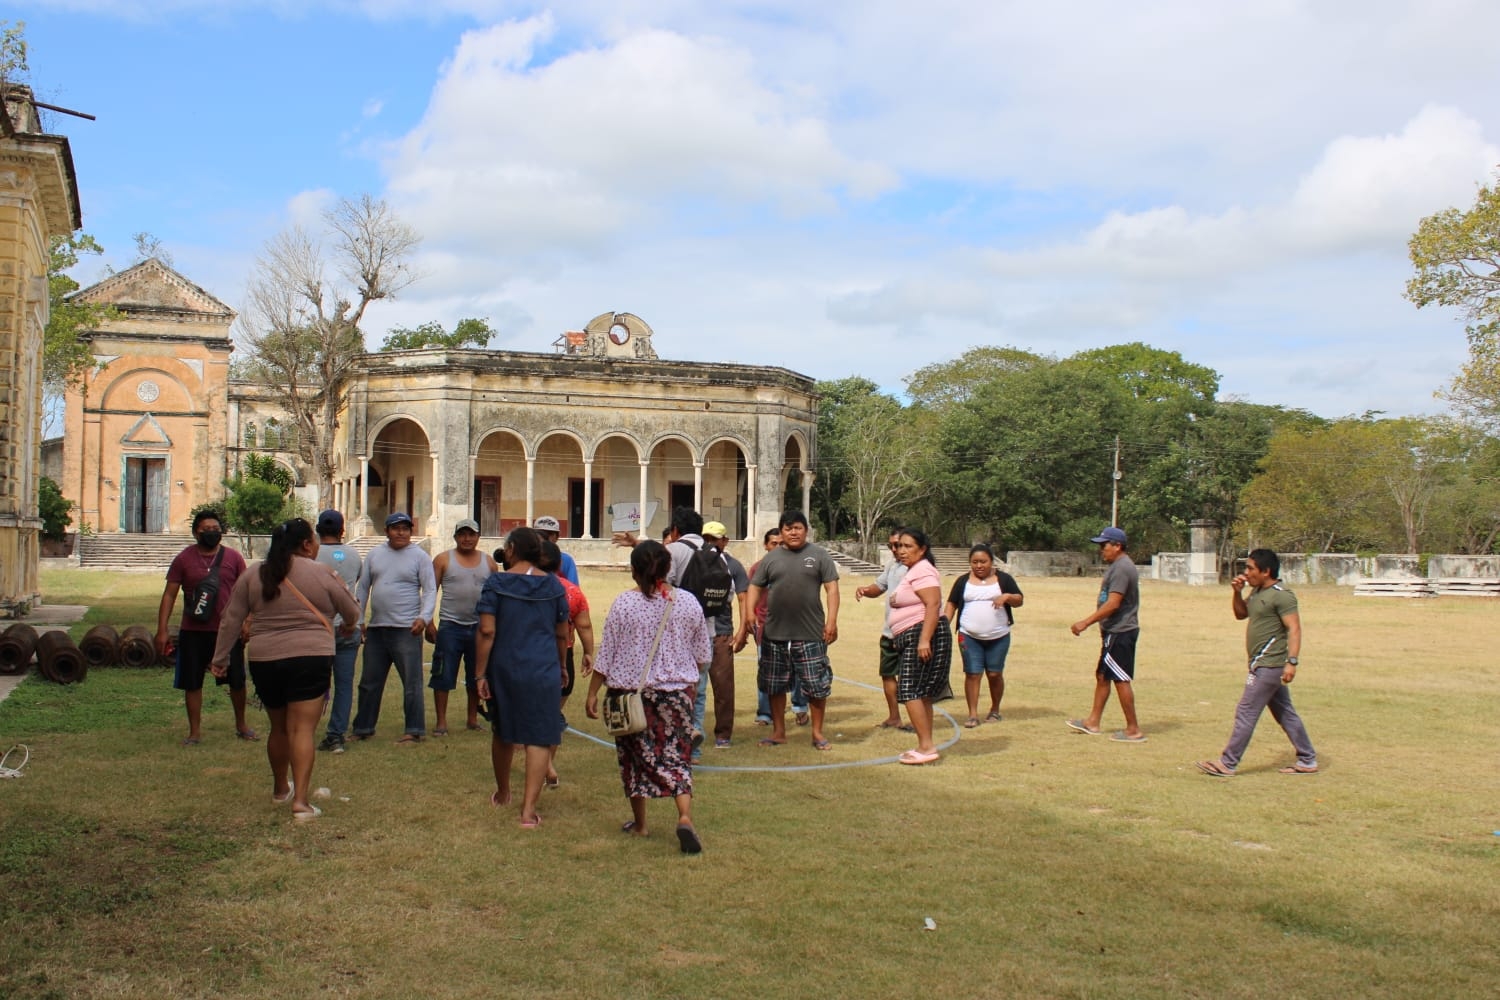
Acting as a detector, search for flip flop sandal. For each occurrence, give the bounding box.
[898,749,940,765]
[676,825,703,854]
[1278,765,1319,774]
[1195,759,1235,777]
[757,738,786,747]
[621,821,647,835]
[986,711,1002,722]
[812,739,833,751]
[519,814,542,829]
[964,717,980,728]
[236,729,260,741]
[292,805,321,822]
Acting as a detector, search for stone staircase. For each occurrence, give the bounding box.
[931,547,976,575]
[827,549,884,575]
[77,533,196,571]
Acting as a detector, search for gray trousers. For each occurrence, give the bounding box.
[1220,665,1316,770]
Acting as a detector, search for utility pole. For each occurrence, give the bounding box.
[1110,435,1122,526]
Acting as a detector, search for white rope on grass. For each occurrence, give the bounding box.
[0,744,29,779]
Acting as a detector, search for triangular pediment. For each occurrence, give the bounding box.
[74,258,235,320]
[121,412,172,449]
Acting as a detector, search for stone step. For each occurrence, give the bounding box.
[826,550,884,575]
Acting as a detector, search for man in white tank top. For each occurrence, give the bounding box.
[427,520,498,735]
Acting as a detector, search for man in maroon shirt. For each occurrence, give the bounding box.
[154,510,253,745]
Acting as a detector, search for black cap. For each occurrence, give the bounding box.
[316,509,345,536]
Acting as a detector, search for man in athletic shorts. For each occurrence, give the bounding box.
[1068,526,1145,743]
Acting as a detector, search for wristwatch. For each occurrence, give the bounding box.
[1287,656,1299,666]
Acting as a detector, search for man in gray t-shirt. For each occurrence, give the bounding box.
[744,511,840,750]
[1067,526,1145,742]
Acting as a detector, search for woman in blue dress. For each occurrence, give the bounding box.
[474,526,570,829]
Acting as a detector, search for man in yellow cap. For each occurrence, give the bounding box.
[693,522,749,751]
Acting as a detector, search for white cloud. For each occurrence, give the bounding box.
[382,16,897,256]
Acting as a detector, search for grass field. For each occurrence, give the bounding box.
[1,567,1497,999]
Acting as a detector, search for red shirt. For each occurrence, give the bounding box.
[166,544,247,632]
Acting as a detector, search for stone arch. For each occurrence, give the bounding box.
[534,430,587,535]
[593,432,649,535]
[473,427,527,535]
[700,434,754,539]
[584,430,644,464]
[369,416,433,535]
[366,412,432,455]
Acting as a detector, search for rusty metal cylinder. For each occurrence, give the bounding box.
[79,623,121,668]
[36,630,88,685]
[118,625,157,668]
[0,622,38,676]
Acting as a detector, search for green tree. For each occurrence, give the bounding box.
[0,19,27,84]
[938,362,1133,551]
[1239,417,1430,553]
[903,345,1047,409]
[809,376,881,537]
[45,233,116,392]
[222,453,296,534]
[37,476,72,540]
[236,194,420,507]
[837,392,935,559]
[1406,176,1500,425]
[379,317,494,351]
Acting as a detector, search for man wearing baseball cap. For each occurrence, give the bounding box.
[532,516,579,585]
[1067,525,1145,742]
[694,521,750,749]
[352,512,437,744]
[427,519,498,735]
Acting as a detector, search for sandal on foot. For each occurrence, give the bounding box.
[1278,764,1319,774]
[292,805,322,822]
[236,728,260,742]
[621,820,647,835]
[794,712,810,726]
[272,782,295,805]
[432,728,449,737]
[490,790,512,807]
[757,738,785,747]
[897,723,916,733]
[544,774,560,789]
[898,749,940,765]
[394,733,422,746]
[519,814,542,829]
[1110,731,1147,743]
[812,738,833,751]
[466,722,484,731]
[1066,719,1101,735]
[181,736,201,747]
[1195,759,1236,777]
[676,824,703,855]
[986,711,1002,722]
[964,717,980,728]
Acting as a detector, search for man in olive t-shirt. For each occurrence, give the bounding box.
[1196,548,1317,776]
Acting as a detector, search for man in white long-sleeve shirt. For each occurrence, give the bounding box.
[352,512,437,745]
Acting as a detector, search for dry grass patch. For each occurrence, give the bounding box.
[0,570,1496,997]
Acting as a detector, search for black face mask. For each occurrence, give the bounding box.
[197,530,222,549]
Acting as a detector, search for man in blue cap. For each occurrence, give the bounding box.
[1067,525,1145,742]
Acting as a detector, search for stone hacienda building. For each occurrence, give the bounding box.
[60,264,820,561]
[1,85,81,615]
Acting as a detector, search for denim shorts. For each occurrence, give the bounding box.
[429,621,478,692]
[959,632,1011,675]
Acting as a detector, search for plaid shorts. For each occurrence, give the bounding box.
[757,639,833,701]
[894,618,953,703]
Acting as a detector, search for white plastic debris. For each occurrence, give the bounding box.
[923,917,937,931]
[314,787,332,799]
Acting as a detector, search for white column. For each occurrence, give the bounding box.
[744,464,757,540]
[801,468,813,521]
[582,460,594,538]
[525,457,536,526]
[358,458,369,518]
[693,461,703,513]
[638,460,650,536]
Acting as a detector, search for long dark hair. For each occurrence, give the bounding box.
[261,517,313,601]
[900,528,939,567]
[631,540,672,596]
[505,526,544,567]
[538,539,562,575]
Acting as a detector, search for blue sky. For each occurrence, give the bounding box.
[19,2,1500,418]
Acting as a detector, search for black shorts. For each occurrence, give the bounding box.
[1096,629,1139,682]
[249,655,333,710]
[173,630,245,692]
